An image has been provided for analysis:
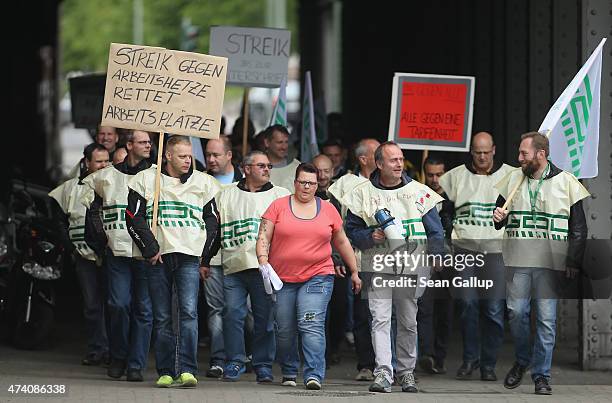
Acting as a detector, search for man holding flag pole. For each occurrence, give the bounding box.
[492,38,605,395]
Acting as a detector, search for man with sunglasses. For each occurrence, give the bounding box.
[207,151,290,383]
[81,129,154,382]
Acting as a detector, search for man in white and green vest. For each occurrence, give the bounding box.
[81,129,153,382]
[126,135,221,388]
[439,132,514,382]
[210,150,290,383]
[265,125,300,192]
[50,143,110,366]
[343,141,445,394]
[494,131,589,395]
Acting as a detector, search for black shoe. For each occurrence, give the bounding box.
[534,376,552,395]
[81,352,103,366]
[456,360,479,380]
[504,362,528,389]
[480,367,497,381]
[107,358,126,379]
[418,355,435,374]
[206,365,224,378]
[126,368,143,382]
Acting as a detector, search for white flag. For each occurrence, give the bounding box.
[540,38,606,178]
[300,71,319,162]
[269,77,287,127]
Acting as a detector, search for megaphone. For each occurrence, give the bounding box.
[374,208,406,253]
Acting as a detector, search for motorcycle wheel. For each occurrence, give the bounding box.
[13,301,54,350]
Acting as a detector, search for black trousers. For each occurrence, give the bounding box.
[416,270,453,364]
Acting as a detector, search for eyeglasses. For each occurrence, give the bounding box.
[246,163,273,170]
[295,180,318,187]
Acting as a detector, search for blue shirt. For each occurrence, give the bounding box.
[214,171,235,185]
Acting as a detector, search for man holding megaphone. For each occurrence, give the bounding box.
[343,141,445,394]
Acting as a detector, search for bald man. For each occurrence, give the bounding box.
[438,132,514,382]
[312,154,334,196]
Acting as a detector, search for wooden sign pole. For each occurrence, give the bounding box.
[420,149,429,184]
[242,87,251,157]
[152,132,165,233]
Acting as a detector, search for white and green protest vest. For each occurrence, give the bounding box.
[217,184,291,275]
[439,164,514,253]
[81,166,135,257]
[49,178,96,261]
[128,167,221,257]
[209,182,238,267]
[270,158,300,193]
[328,173,369,219]
[495,167,590,270]
[342,180,443,275]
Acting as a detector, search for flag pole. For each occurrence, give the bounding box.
[242,87,250,157]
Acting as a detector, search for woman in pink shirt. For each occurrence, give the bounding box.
[257,163,360,390]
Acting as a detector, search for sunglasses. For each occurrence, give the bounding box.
[246,163,273,170]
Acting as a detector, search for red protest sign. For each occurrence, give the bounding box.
[389,73,475,152]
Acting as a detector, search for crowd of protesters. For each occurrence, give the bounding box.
[48,117,588,395]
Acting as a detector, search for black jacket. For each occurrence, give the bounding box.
[84,158,152,257]
[125,163,220,266]
[494,162,588,269]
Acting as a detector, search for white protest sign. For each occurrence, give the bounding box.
[209,26,290,88]
[101,43,228,138]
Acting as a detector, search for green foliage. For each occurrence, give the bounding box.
[61,0,298,77]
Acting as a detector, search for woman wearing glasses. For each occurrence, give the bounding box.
[256,162,361,390]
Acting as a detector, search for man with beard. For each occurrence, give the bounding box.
[211,151,290,382]
[438,132,514,381]
[493,132,589,395]
[265,125,300,192]
[81,129,154,382]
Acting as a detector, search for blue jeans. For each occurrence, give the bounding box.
[223,269,275,369]
[75,256,108,356]
[506,268,559,380]
[106,251,152,370]
[453,250,505,369]
[148,253,200,377]
[275,275,333,383]
[204,265,225,366]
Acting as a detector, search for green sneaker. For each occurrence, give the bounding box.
[156,375,174,388]
[175,372,198,387]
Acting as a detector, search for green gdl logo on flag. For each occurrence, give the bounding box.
[560,75,592,177]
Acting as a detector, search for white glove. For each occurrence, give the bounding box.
[259,263,283,295]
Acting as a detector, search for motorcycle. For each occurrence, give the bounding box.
[3,186,65,349]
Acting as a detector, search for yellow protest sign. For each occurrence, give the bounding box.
[101,43,228,139]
